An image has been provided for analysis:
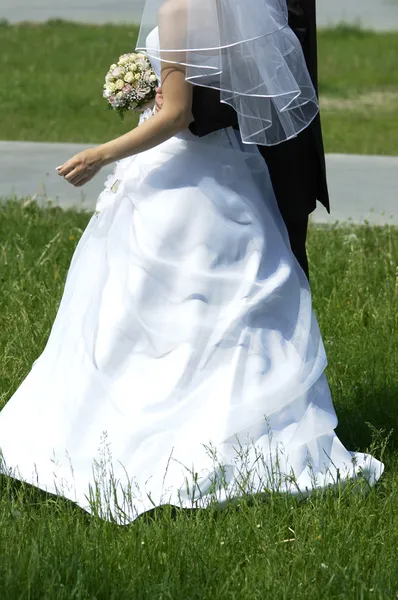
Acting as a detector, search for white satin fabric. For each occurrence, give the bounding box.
[0,32,383,523]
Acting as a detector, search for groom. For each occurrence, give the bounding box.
[156,0,329,278]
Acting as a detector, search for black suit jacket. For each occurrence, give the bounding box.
[189,0,329,221]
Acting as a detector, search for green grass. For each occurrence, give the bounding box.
[318,25,398,96]
[0,199,398,599]
[317,25,398,155]
[0,20,140,144]
[321,111,398,156]
[1,21,398,154]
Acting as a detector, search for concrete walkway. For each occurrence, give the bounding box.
[317,0,398,31]
[3,0,398,31]
[1,141,397,226]
[1,0,144,25]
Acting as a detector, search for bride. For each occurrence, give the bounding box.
[0,0,383,523]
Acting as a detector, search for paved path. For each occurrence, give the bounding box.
[317,0,398,31]
[3,0,398,31]
[1,0,144,25]
[1,142,397,226]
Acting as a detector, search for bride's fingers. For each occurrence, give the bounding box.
[56,165,67,176]
[68,175,86,187]
[74,178,89,187]
[58,155,84,176]
[69,168,98,187]
[73,173,95,187]
[57,161,76,177]
[58,155,100,186]
[64,168,84,184]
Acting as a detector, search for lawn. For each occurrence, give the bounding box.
[318,26,398,155]
[0,21,398,154]
[0,200,397,599]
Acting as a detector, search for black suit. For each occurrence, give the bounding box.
[189,0,329,277]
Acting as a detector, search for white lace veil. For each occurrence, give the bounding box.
[136,0,319,146]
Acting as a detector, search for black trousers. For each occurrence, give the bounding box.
[284,216,310,279]
[259,126,320,281]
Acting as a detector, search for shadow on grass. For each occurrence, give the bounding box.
[335,381,398,454]
[0,475,93,520]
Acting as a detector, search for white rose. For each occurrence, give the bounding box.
[149,75,157,83]
[107,82,116,93]
[124,72,135,84]
[112,66,124,79]
[119,54,131,66]
[116,91,124,100]
[128,64,138,73]
[115,79,125,90]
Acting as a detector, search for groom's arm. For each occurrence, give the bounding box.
[287,0,308,46]
[188,87,238,138]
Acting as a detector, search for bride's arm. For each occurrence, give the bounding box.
[101,63,193,162]
[57,62,193,187]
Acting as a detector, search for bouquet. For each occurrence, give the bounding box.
[103,53,158,118]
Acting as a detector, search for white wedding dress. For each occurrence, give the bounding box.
[0,30,383,523]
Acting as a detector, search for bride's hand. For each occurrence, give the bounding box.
[133,99,155,114]
[57,147,106,187]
